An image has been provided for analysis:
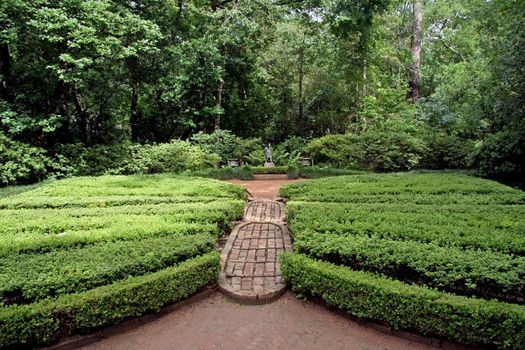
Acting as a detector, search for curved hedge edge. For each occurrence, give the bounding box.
[0,252,220,348]
[281,253,525,350]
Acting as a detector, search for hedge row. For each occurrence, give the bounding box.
[0,207,241,237]
[287,202,525,254]
[280,173,525,205]
[0,234,215,305]
[0,201,244,223]
[21,175,246,199]
[288,166,365,179]
[0,195,245,210]
[0,252,220,348]
[0,221,218,257]
[294,231,525,303]
[281,254,525,349]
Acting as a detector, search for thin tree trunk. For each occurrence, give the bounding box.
[298,45,305,132]
[211,0,224,132]
[127,56,140,140]
[72,86,89,144]
[214,78,223,131]
[410,0,423,103]
[0,43,14,103]
[362,58,368,97]
[130,80,139,140]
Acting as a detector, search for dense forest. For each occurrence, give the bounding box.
[1,0,523,185]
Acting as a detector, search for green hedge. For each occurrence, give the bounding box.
[280,173,525,205]
[286,202,525,254]
[1,234,215,304]
[0,252,220,348]
[294,231,525,303]
[250,166,289,174]
[189,166,254,180]
[289,166,365,179]
[0,220,218,257]
[281,254,525,349]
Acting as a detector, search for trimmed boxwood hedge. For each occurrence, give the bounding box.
[0,252,220,348]
[293,231,525,303]
[281,253,525,350]
[0,234,216,305]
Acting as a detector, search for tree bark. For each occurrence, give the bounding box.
[214,78,223,131]
[130,80,139,140]
[298,45,305,132]
[72,85,89,144]
[410,0,423,103]
[127,56,140,140]
[0,43,14,103]
[211,0,225,131]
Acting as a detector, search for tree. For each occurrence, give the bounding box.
[410,0,423,103]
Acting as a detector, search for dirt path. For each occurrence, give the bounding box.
[226,174,305,197]
[81,291,434,350]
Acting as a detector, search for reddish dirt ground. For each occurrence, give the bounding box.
[80,291,434,350]
[226,174,306,197]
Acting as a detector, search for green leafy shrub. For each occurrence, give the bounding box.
[54,143,132,176]
[357,131,426,171]
[0,234,215,304]
[294,231,525,303]
[281,173,525,347]
[0,253,219,348]
[304,134,355,168]
[0,133,53,186]
[305,131,426,171]
[420,134,475,169]
[471,129,525,176]
[117,140,220,174]
[189,130,242,163]
[281,254,525,350]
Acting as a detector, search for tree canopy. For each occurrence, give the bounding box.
[1,0,523,184]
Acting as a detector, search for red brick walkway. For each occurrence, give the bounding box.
[219,195,293,303]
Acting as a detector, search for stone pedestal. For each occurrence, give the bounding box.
[263,162,275,168]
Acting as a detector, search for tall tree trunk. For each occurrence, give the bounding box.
[0,43,14,103]
[298,45,305,133]
[72,85,89,144]
[130,80,139,140]
[214,78,223,131]
[127,57,140,140]
[410,0,423,103]
[211,0,228,131]
[362,58,368,97]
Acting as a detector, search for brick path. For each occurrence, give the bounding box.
[219,197,293,304]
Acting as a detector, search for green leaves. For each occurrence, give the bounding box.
[0,252,220,348]
[282,172,525,347]
[282,254,525,349]
[29,0,161,83]
[0,175,241,346]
